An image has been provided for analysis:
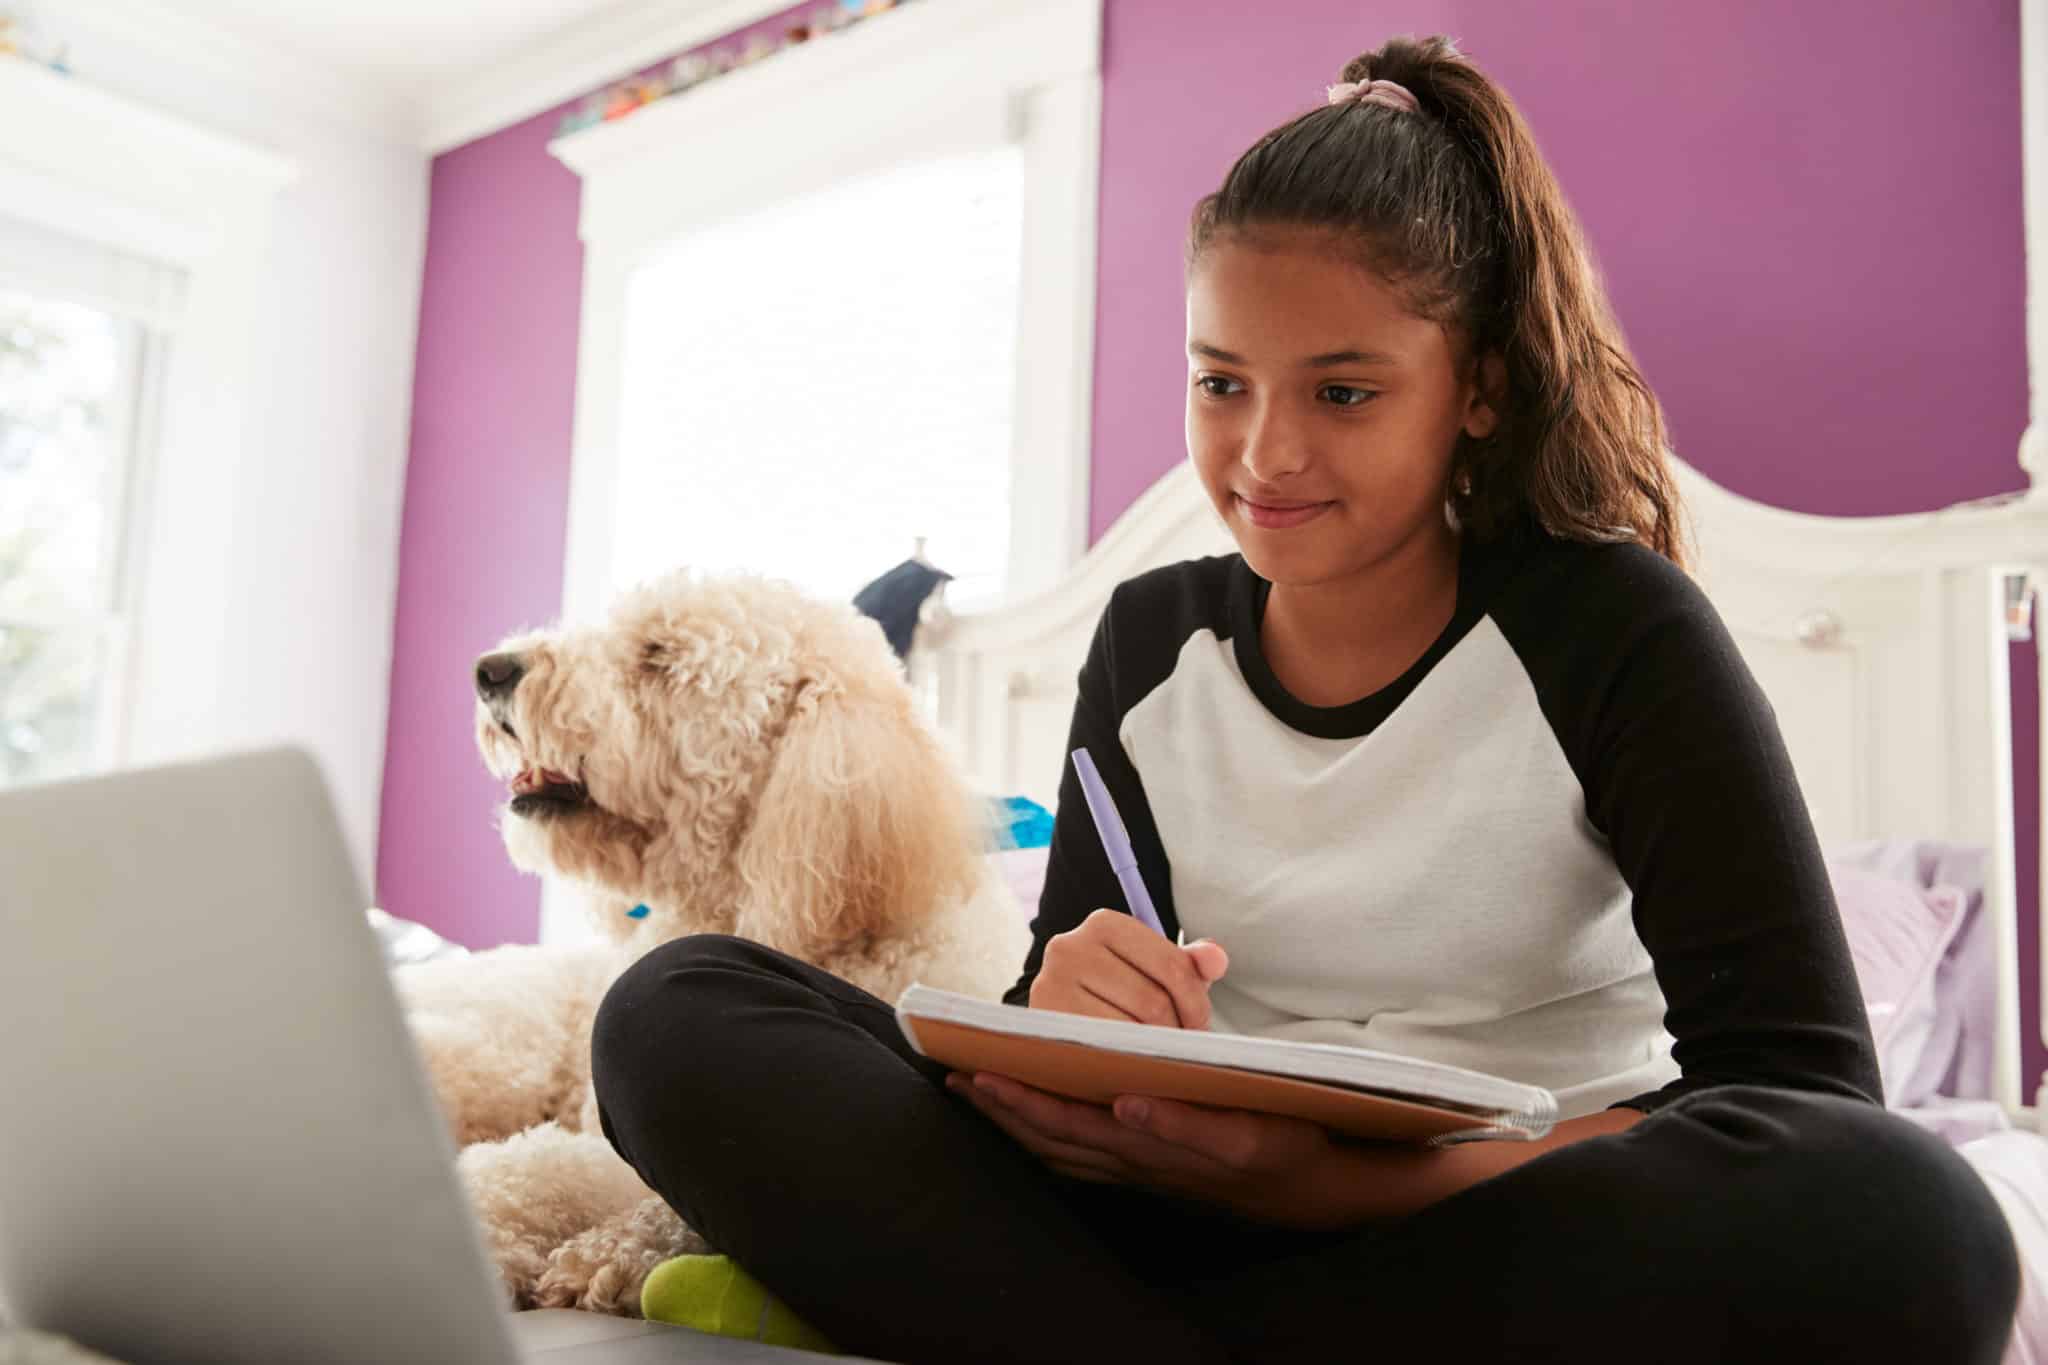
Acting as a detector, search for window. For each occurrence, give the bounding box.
[611,144,1023,605]
[0,217,173,787]
[553,0,1100,625]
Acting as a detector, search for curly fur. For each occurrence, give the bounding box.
[393,570,1028,1316]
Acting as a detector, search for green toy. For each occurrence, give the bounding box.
[641,1254,837,1354]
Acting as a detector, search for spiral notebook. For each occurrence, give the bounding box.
[896,985,1559,1144]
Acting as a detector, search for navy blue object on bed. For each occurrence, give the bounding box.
[852,558,952,660]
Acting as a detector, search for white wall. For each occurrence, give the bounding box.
[52,7,429,889]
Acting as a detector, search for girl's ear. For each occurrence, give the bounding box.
[1463,350,1505,440]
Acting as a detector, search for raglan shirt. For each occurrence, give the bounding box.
[1002,530,1883,1119]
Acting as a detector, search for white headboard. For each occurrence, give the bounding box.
[910,458,2048,1111]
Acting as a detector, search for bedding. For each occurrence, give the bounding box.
[368,906,470,966]
[1963,1129,2048,1365]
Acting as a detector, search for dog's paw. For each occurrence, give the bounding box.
[533,1196,710,1317]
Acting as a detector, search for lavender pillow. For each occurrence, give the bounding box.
[1825,860,1970,1106]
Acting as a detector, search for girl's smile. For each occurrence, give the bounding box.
[1234,494,1336,531]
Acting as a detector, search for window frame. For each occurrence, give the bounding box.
[0,297,165,779]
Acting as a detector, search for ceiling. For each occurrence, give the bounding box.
[155,0,631,94]
[65,0,786,150]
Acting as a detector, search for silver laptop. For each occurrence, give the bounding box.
[0,747,877,1364]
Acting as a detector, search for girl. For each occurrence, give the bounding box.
[592,35,2017,1364]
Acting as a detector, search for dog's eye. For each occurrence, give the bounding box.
[639,642,670,675]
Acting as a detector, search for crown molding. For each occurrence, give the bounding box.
[549,0,1096,189]
[417,0,787,155]
[60,0,416,146]
[0,54,297,266]
[56,0,1005,157]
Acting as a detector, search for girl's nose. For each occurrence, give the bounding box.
[1239,405,1309,484]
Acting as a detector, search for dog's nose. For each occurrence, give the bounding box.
[475,652,526,701]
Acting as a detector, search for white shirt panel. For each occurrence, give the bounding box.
[1120,618,1678,1119]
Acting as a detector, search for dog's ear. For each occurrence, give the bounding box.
[731,685,982,954]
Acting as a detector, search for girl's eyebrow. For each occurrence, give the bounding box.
[1188,341,1399,368]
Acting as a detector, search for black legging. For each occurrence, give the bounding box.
[591,934,2019,1364]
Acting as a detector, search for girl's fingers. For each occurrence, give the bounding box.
[960,1073,1222,1181]
[1034,911,1218,1029]
[1113,1093,1258,1170]
[1044,965,1178,1029]
[970,1074,1122,1150]
[948,1075,1126,1179]
[1094,912,1215,1029]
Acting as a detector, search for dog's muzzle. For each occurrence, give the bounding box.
[474,650,592,818]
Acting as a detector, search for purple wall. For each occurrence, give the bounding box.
[379,0,2037,1084]
[376,101,583,950]
[1091,0,2027,526]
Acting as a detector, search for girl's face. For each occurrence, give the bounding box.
[1185,231,1499,590]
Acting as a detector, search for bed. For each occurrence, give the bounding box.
[909,454,2048,1357]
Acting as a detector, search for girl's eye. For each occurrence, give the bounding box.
[1320,385,1376,408]
[1194,375,1242,399]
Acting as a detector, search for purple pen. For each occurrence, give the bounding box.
[1070,748,1167,938]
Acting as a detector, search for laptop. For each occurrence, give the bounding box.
[0,746,883,1364]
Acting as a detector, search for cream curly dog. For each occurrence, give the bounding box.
[394,570,1028,1315]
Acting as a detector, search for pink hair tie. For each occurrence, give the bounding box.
[1325,78,1420,115]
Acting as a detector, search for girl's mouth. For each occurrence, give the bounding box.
[1236,495,1334,530]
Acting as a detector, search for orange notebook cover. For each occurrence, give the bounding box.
[896,985,1557,1145]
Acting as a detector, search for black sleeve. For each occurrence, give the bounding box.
[1504,544,1883,1112]
[1002,588,1183,1006]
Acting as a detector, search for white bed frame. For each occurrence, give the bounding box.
[910,458,2048,1116]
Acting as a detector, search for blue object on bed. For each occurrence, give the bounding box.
[985,795,1054,850]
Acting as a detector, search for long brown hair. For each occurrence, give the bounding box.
[1187,35,1689,568]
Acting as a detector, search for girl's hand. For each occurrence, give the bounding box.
[1029,909,1230,1029]
[945,1070,1345,1229]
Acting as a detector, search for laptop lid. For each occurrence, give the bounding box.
[0,747,519,1365]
